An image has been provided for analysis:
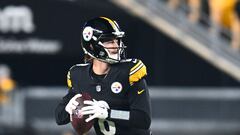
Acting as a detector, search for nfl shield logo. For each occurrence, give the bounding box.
[96,85,101,92]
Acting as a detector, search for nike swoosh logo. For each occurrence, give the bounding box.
[137,89,145,95]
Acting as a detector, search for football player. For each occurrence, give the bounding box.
[55,16,152,135]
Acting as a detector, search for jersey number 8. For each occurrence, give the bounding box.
[98,119,116,135]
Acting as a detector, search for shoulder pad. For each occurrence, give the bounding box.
[67,63,89,89]
[129,59,147,85]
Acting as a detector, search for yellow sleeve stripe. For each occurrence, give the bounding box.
[130,62,144,75]
[67,71,72,88]
[130,60,142,72]
[129,65,147,85]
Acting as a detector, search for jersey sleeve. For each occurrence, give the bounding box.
[129,59,147,85]
[66,63,89,91]
[128,78,151,122]
[55,88,76,125]
[55,66,76,125]
[66,65,78,90]
[107,78,152,129]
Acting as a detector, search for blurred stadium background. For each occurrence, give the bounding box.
[1,0,240,135]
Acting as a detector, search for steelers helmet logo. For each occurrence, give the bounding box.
[111,82,122,94]
[82,26,93,41]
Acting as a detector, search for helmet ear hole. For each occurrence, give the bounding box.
[90,44,94,50]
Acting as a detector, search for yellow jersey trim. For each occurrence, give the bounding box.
[129,64,147,85]
[67,71,72,88]
[130,60,142,72]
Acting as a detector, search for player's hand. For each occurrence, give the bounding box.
[81,99,109,122]
[65,94,82,120]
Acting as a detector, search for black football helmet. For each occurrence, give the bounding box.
[81,17,126,64]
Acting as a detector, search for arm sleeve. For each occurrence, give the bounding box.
[55,68,76,125]
[129,79,151,129]
[107,79,152,129]
[55,90,75,125]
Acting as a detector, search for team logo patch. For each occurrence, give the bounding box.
[111,82,122,94]
[82,26,93,41]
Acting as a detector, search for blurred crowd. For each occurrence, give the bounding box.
[0,64,15,105]
[167,0,240,51]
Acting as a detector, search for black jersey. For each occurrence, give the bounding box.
[55,59,152,135]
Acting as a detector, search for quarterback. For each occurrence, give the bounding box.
[55,16,152,135]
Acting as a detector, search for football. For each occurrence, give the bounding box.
[71,92,94,135]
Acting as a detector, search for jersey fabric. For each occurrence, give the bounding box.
[55,59,152,135]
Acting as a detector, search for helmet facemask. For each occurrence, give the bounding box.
[98,33,126,64]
